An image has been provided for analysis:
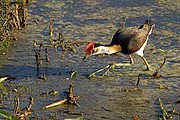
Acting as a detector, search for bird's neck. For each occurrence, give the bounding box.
[95,44,122,55]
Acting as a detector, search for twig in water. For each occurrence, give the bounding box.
[133,114,140,120]
[38,73,46,80]
[39,43,43,52]
[58,32,63,41]
[136,74,142,86]
[45,48,50,62]
[42,82,80,109]
[158,98,172,120]
[14,94,34,119]
[66,82,80,106]
[42,99,68,110]
[35,51,39,70]
[49,19,54,37]
[152,57,166,79]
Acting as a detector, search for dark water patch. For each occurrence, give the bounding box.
[105,0,156,8]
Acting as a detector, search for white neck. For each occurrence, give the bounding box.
[94,46,110,55]
[93,45,122,55]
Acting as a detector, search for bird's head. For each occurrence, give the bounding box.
[82,42,108,60]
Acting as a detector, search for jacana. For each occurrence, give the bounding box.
[83,20,155,77]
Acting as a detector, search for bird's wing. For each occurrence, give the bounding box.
[111,24,152,53]
[127,26,149,52]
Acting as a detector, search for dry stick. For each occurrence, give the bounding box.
[45,48,50,62]
[52,40,89,50]
[42,82,80,109]
[57,32,65,49]
[35,51,39,69]
[66,82,80,106]
[136,74,142,86]
[39,43,43,52]
[35,51,40,76]
[133,114,140,120]
[18,111,32,119]
[158,98,172,119]
[38,73,46,80]
[42,99,68,110]
[152,57,166,79]
[18,97,33,118]
[18,99,33,119]
[58,32,63,41]
[14,1,19,27]
[38,44,43,65]
[64,40,89,46]
[49,20,54,37]
[67,82,76,104]
[14,95,20,115]
[22,0,27,27]
[14,93,33,119]
[14,0,21,29]
[27,97,33,111]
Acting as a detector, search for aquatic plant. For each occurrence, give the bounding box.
[0,77,8,95]
[0,109,19,120]
[0,0,33,50]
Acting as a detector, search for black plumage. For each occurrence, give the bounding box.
[110,20,154,54]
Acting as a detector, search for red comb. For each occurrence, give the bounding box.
[85,42,94,56]
[85,42,94,51]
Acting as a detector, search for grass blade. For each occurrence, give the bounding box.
[0,42,7,49]
[0,77,8,83]
[0,109,20,120]
[70,71,78,79]
[0,83,7,94]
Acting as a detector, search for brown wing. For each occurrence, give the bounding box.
[110,20,154,54]
[127,26,149,53]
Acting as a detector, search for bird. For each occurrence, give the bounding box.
[83,20,155,77]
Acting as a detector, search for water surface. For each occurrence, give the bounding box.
[0,0,179,119]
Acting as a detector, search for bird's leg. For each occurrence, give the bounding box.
[113,55,134,67]
[88,55,134,78]
[129,55,134,64]
[141,56,151,71]
[88,63,116,78]
[112,55,134,72]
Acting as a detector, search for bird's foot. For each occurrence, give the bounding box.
[88,63,116,79]
[146,66,152,71]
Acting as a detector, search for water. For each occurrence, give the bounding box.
[0,0,180,119]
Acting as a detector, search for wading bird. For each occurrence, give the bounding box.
[83,20,155,78]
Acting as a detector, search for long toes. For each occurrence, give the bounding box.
[146,67,152,71]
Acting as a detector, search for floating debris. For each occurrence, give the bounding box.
[42,82,80,109]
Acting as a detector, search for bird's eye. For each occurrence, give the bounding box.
[92,49,95,53]
[92,48,99,53]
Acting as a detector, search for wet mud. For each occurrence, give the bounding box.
[0,0,179,119]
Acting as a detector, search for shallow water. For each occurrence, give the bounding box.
[0,0,180,119]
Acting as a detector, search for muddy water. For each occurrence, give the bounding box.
[0,0,180,119]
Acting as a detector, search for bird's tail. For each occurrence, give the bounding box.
[144,20,155,27]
